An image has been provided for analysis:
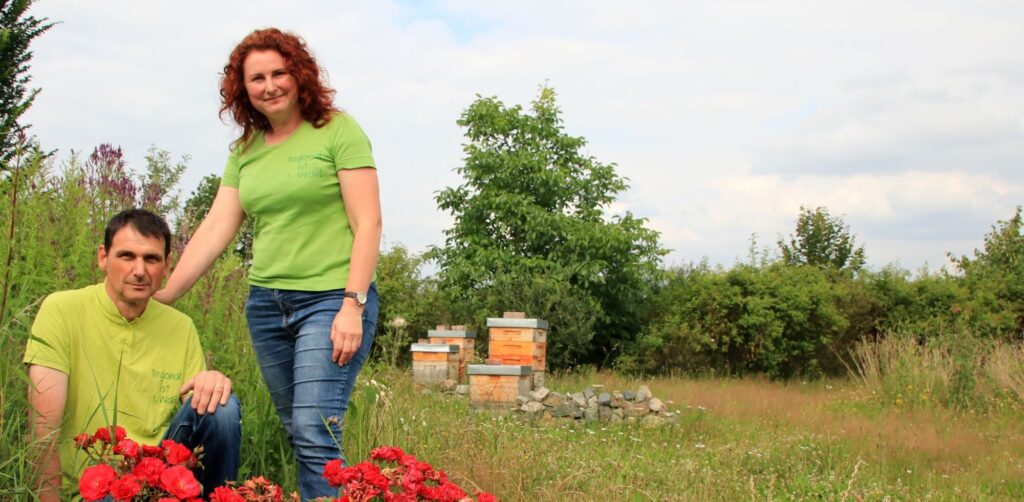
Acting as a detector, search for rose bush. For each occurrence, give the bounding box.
[74,427,496,502]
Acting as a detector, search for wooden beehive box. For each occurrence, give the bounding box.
[467,364,532,409]
[486,316,549,389]
[410,343,459,386]
[427,325,476,383]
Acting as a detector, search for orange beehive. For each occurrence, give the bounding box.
[467,364,532,409]
[486,316,548,389]
[410,343,459,386]
[427,327,476,383]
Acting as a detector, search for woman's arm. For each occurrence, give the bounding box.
[155,186,245,304]
[331,167,382,365]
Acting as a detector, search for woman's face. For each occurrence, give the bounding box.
[243,49,299,123]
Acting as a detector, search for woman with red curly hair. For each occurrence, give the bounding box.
[156,28,381,499]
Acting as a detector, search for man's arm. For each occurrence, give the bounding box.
[27,364,68,502]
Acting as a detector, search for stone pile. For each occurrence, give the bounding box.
[439,380,679,427]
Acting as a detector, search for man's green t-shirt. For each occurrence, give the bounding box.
[222,112,376,291]
[23,283,205,488]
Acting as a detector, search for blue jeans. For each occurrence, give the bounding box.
[245,284,378,500]
[164,394,242,494]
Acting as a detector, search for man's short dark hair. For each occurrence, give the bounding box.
[104,209,172,258]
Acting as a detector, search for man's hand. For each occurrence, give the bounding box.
[179,370,231,415]
[331,305,363,366]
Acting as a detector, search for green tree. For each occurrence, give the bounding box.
[179,174,253,263]
[778,206,866,273]
[431,87,666,367]
[953,206,1024,338]
[0,0,52,169]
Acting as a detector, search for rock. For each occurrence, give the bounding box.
[587,396,598,408]
[584,406,599,421]
[623,390,637,401]
[664,412,680,424]
[517,395,530,406]
[583,387,595,400]
[610,413,623,423]
[551,403,578,418]
[610,395,628,408]
[571,392,587,408]
[543,392,564,407]
[649,397,667,413]
[640,415,665,428]
[521,401,545,414]
[636,385,652,402]
[455,384,469,395]
[598,392,611,406]
[625,403,648,418]
[530,386,551,402]
[612,408,624,418]
[440,379,458,392]
[625,416,638,424]
[599,406,613,421]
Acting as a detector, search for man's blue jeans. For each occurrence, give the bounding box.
[164,394,242,494]
[245,284,379,500]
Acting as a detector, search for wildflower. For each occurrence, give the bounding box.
[132,456,167,485]
[210,486,247,502]
[113,438,140,460]
[79,464,117,501]
[161,439,194,465]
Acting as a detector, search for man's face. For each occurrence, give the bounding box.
[97,226,169,307]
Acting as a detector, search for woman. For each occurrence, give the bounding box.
[155,28,381,499]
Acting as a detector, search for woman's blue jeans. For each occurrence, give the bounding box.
[245,284,378,500]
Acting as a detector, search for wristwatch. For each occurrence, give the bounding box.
[343,291,368,306]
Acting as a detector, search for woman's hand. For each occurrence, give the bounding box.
[331,303,364,366]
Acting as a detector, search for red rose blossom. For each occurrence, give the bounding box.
[209,486,246,502]
[79,463,117,501]
[161,439,193,465]
[476,491,498,502]
[113,438,140,459]
[141,443,164,457]
[131,456,166,485]
[109,474,142,501]
[160,465,202,499]
[93,426,112,444]
[73,433,94,449]
[370,446,405,462]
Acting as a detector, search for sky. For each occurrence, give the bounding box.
[20,0,1024,272]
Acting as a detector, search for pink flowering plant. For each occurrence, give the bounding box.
[73,427,495,502]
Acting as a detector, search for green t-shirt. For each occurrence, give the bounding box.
[222,112,376,291]
[23,283,206,490]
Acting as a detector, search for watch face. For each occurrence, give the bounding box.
[356,292,368,305]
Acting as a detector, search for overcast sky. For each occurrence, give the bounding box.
[21,0,1024,272]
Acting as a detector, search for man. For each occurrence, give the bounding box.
[25,209,241,500]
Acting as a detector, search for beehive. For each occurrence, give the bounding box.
[486,316,548,389]
[410,343,459,386]
[427,326,476,383]
[467,364,532,409]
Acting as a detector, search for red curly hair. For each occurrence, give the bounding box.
[220,28,337,149]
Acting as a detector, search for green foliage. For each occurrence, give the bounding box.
[373,243,445,366]
[778,206,866,274]
[179,174,253,263]
[431,87,666,367]
[0,0,52,168]
[629,262,848,378]
[953,206,1024,339]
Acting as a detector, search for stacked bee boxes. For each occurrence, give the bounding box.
[426,325,476,383]
[486,314,548,389]
[467,364,533,409]
[410,343,460,386]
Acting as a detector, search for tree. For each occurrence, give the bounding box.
[179,174,253,263]
[953,206,1024,338]
[431,87,666,367]
[778,206,866,273]
[0,0,53,169]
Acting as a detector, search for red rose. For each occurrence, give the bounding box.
[79,463,117,501]
[156,498,179,502]
[323,459,347,486]
[93,426,112,444]
[160,465,202,499]
[370,446,405,463]
[209,486,246,502]
[161,439,193,465]
[141,444,163,457]
[114,425,127,443]
[358,463,390,491]
[109,474,142,501]
[113,438,140,459]
[131,456,166,485]
[476,491,499,502]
